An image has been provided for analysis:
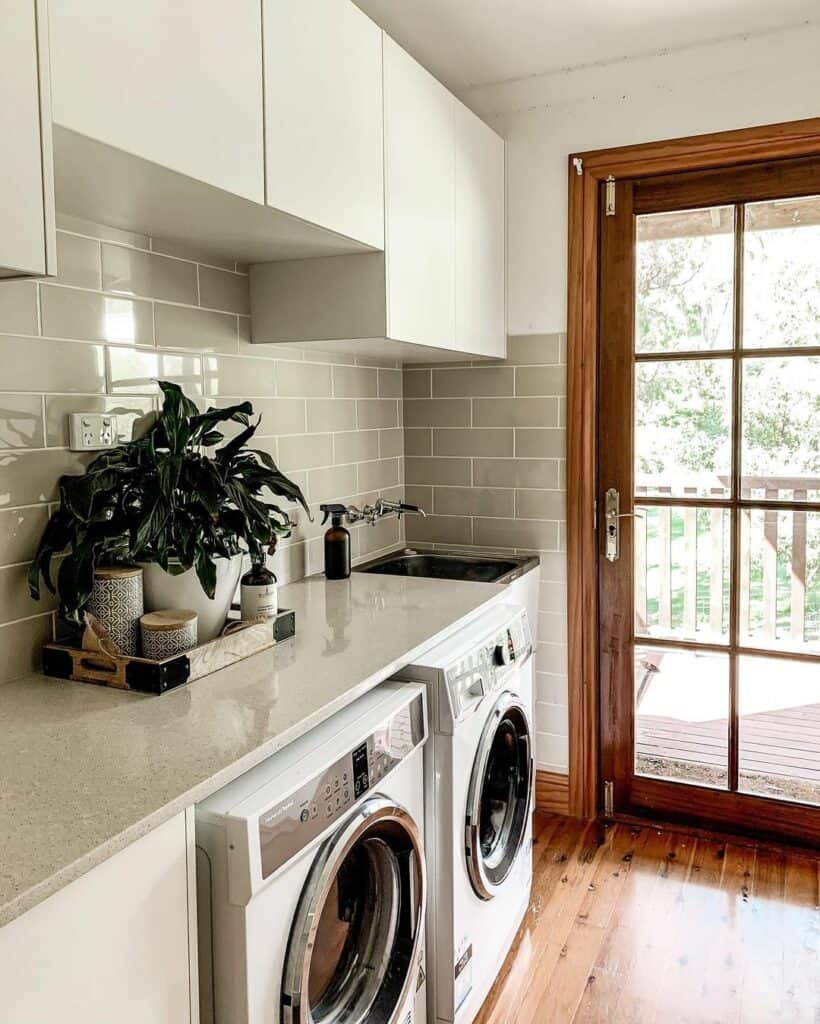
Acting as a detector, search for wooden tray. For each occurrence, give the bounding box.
[42,608,296,695]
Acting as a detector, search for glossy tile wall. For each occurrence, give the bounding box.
[403,334,568,773]
[0,216,405,683]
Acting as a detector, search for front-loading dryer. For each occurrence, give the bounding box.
[394,604,534,1024]
[196,681,428,1024]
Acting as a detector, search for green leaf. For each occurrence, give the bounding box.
[56,546,96,625]
[251,448,311,516]
[194,549,217,600]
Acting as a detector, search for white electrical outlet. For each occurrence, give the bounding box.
[68,412,120,451]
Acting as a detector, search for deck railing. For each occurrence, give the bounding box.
[634,477,819,646]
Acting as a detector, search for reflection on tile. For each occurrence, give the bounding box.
[40,285,154,346]
[0,281,38,335]
[0,449,91,505]
[0,396,43,450]
[0,562,57,624]
[198,266,250,314]
[0,615,53,683]
[102,243,198,303]
[107,347,202,395]
[156,303,237,354]
[53,232,101,289]
[202,355,275,397]
[45,395,155,447]
[0,506,49,565]
[0,336,105,393]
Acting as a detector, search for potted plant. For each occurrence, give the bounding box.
[29,381,310,642]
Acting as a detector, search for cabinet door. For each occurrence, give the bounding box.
[455,101,506,358]
[264,0,384,248]
[0,0,55,278]
[0,813,194,1023]
[383,36,455,348]
[49,0,264,203]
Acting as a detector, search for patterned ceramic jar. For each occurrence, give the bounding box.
[87,566,144,656]
[140,609,198,660]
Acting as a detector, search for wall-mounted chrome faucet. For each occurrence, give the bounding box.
[343,498,426,526]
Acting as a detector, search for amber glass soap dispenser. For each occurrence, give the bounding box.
[320,504,351,580]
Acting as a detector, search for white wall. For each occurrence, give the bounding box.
[458,21,820,774]
[465,21,820,335]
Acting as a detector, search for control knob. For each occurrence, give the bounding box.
[493,637,513,667]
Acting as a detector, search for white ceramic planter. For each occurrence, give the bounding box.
[140,555,242,642]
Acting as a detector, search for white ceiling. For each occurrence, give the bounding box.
[354,0,817,92]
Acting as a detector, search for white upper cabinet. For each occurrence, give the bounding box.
[0,0,56,278]
[49,0,264,203]
[383,36,455,349]
[264,0,384,248]
[455,100,506,358]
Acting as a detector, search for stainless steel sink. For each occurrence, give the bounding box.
[355,549,538,585]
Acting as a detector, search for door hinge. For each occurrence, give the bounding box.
[592,498,598,531]
[605,175,616,216]
[572,156,583,176]
[603,780,614,817]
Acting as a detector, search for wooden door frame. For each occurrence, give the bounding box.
[565,116,820,820]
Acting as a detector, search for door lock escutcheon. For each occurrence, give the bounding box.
[604,488,644,562]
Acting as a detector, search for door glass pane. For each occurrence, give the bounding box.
[635,206,735,354]
[635,358,733,497]
[739,655,820,805]
[743,195,820,349]
[739,508,820,654]
[741,356,820,502]
[635,646,729,789]
[635,506,730,643]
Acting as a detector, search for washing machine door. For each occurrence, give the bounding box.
[465,690,533,901]
[281,796,426,1024]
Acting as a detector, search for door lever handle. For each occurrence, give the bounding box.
[604,489,643,561]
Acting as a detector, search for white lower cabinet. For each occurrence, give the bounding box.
[0,810,197,1024]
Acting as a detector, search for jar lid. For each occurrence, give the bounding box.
[95,565,142,580]
[140,609,198,631]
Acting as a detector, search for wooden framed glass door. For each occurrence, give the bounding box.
[599,154,820,846]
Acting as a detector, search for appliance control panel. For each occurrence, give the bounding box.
[445,609,532,721]
[257,693,425,879]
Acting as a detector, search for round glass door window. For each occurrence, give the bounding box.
[282,799,425,1024]
[466,695,532,900]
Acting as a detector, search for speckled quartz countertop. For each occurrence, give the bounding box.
[0,573,505,928]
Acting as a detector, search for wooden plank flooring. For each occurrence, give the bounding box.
[475,813,820,1024]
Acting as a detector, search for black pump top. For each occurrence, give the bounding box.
[320,503,348,526]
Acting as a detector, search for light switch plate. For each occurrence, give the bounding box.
[68,412,119,451]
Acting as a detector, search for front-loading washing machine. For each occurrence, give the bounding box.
[394,604,534,1024]
[195,681,429,1024]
